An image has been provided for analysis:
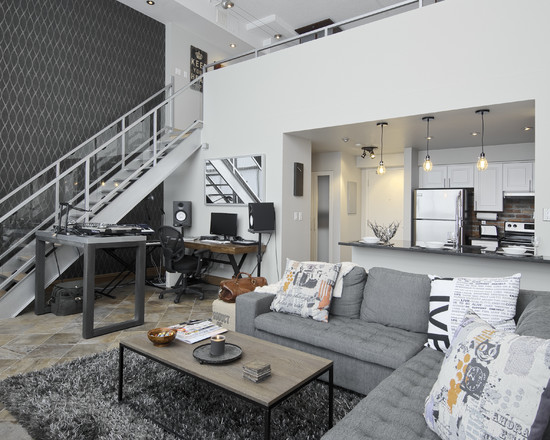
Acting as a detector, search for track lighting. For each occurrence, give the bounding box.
[361,146,377,159]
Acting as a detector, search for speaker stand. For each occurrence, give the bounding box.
[256,232,263,277]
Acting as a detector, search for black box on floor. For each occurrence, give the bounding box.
[50,280,83,316]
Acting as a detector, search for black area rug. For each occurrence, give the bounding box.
[0,349,363,440]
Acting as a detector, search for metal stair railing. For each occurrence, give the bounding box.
[0,75,203,295]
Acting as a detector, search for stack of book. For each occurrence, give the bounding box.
[243,360,271,383]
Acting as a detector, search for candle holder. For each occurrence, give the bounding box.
[210,335,226,356]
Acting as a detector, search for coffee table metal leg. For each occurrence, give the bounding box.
[118,345,124,401]
[264,407,271,440]
[329,365,334,429]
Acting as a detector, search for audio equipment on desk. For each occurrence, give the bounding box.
[173,201,192,228]
[248,202,275,232]
[74,223,154,236]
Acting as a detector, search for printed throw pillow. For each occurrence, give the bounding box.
[424,312,550,440]
[427,273,520,352]
[270,260,341,322]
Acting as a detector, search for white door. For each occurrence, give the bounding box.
[364,168,404,241]
[311,172,333,262]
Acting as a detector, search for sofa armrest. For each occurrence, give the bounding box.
[235,291,275,335]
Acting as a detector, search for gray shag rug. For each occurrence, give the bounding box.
[0,348,362,440]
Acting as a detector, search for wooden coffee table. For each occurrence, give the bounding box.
[118,331,333,439]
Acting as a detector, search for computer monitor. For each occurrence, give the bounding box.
[210,212,238,240]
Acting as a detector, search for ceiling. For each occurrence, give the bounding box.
[116,1,535,156]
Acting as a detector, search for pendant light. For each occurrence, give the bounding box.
[376,122,388,175]
[422,116,434,172]
[476,109,490,171]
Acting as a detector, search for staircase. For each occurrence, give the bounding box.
[0,77,204,319]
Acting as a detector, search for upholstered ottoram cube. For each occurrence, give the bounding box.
[211,299,236,331]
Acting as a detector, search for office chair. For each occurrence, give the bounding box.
[158,226,209,303]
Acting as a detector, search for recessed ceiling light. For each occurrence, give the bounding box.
[471,132,479,136]
[341,137,349,143]
[274,34,282,40]
[355,143,362,147]
[221,0,234,9]
[229,43,237,48]
[146,0,155,5]
[524,126,533,131]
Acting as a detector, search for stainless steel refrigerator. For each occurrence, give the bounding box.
[413,188,470,246]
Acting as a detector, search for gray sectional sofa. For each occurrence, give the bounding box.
[235,266,550,440]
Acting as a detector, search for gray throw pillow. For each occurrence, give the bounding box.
[330,266,367,318]
[360,267,431,333]
[516,295,550,339]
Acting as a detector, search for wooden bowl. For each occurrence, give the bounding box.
[147,327,176,346]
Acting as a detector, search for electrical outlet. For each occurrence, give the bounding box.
[544,208,550,221]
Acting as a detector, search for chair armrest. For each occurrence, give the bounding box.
[235,291,275,336]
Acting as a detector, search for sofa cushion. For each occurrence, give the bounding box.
[425,312,550,440]
[255,312,427,370]
[322,348,443,440]
[270,260,341,322]
[330,266,367,318]
[516,295,550,339]
[426,273,520,352]
[360,267,431,333]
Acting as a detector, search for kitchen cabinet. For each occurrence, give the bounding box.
[503,162,534,192]
[474,163,503,211]
[419,164,474,188]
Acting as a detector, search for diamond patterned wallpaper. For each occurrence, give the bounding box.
[0,0,165,198]
[1,0,166,275]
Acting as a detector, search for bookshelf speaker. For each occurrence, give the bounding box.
[173,201,192,227]
[248,202,275,232]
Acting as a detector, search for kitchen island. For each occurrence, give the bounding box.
[339,240,550,290]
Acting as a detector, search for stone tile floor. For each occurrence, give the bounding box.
[0,282,219,439]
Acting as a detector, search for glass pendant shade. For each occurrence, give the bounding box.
[377,161,386,174]
[476,109,489,171]
[477,152,489,171]
[423,155,433,172]
[376,121,388,175]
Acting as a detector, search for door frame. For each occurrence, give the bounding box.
[311,171,334,262]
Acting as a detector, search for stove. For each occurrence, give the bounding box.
[499,221,535,253]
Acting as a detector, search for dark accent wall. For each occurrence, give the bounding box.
[2,0,166,275]
[1,0,165,197]
[470,197,535,238]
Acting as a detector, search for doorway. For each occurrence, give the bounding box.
[363,168,404,241]
[311,172,333,262]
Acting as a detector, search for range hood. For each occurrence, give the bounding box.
[503,191,535,197]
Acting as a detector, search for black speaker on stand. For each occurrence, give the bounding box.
[248,202,275,277]
[173,201,192,235]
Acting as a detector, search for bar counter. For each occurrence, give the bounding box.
[339,240,550,291]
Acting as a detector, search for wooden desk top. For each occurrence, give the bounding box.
[186,240,266,255]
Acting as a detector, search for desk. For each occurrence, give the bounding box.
[35,231,146,339]
[185,241,265,276]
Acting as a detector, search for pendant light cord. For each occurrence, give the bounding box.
[481,111,485,154]
[426,118,430,155]
[380,123,384,162]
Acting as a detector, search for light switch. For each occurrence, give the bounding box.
[298,212,303,221]
[544,208,550,221]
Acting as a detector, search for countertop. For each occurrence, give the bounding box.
[339,240,550,264]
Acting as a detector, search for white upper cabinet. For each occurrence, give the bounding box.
[419,164,474,188]
[503,162,534,192]
[474,163,503,211]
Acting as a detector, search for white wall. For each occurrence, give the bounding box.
[339,152,362,261]
[170,0,550,283]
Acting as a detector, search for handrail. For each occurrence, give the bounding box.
[0,83,173,208]
[204,0,420,72]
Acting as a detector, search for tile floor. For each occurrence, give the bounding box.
[0,281,219,439]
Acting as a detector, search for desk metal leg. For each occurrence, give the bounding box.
[82,243,96,339]
[264,407,271,440]
[328,365,334,429]
[34,238,47,315]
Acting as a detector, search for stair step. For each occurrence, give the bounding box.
[0,272,26,282]
[17,255,32,262]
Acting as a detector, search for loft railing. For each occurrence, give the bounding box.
[203,0,426,72]
[0,75,203,284]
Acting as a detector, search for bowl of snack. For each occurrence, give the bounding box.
[147,327,176,346]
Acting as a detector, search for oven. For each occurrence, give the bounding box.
[499,222,535,254]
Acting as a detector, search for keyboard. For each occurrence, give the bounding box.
[231,239,258,246]
[201,239,231,244]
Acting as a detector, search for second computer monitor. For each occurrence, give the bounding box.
[210,212,237,240]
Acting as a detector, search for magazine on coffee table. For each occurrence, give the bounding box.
[169,320,227,344]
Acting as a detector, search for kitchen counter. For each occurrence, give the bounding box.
[339,240,549,264]
[339,240,550,291]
